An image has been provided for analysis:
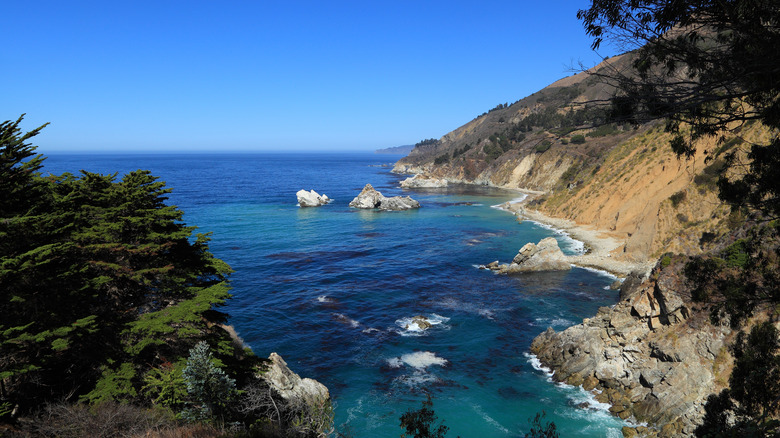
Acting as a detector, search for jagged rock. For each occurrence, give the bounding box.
[380,195,421,211]
[408,315,432,330]
[349,183,421,211]
[400,174,449,188]
[296,189,331,207]
[495,237,571,273]
[530,264,731,435]
[262,352,330,406]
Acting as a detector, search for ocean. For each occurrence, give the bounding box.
[42,152,627,437]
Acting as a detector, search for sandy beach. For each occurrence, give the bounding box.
[498,198,656,277]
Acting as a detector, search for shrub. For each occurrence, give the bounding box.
[570,135,586,144]
[399,396,448,438]
[182,341,237,422]
[483,142,503,160]
[587,124,619,137]
[669,190,687,208]
[535,140,552,153]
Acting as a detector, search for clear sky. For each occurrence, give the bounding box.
[4,0,616,153]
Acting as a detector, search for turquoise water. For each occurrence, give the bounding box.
[43,153,626,437]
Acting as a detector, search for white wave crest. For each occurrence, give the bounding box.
[388,351,448,369]
[394,314,450,336]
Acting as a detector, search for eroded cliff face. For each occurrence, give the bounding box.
[394,55,769,263]
[531,259,733,437]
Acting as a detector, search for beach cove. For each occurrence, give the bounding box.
[42,152,630,437]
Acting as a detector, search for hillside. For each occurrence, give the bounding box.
[393,53,765,265]
[392,54,778,436]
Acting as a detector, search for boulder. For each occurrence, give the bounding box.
[296,189,331,207]
[498,237,571,273]
[400,174,449,188]
[349,183,420,211]
[262,352,330,405]
[408,315,433,330]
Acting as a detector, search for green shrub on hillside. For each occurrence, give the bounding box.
[669,190,687,208]
[570,135,586,144]
[535,140,552,153]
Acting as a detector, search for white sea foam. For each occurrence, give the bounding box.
[528,220,586,255]
[490,194,528,211]
[576,265,620,281]
[525,352,554,380]
[333,313,360,328]
[534,317,574,328]
[436,297,496,319]
[317,295,332,303]
[394,314,450,336]
[471,403,510,434]
[388,351,448,369]
[395,372,440,387]
[526,353,639,432]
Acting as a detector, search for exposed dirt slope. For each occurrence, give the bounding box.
[394,54,767,264]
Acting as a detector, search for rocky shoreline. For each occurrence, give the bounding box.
[496,196,655,278]
[530,259,731,437]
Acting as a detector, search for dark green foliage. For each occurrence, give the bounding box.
[535,140,552,153]
[570,135,586,144]
[415,138,439,147]
[578,0,780,218]
[525,411,559,438]
[587,123,619,137]
[181,341,237,423]
[696,322,780,437]
[0,116,238,419]
[399,396,449,438]
[660,255,672,268]
[560,164,579,182]
[684,222,780,327]
[693,159,726,190]
[669,190,686,208]
[483,142,504,161]
[451,144,471,158]
[433,154,450,165]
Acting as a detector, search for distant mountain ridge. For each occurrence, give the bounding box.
[375,144,414,154]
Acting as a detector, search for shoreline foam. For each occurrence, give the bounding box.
[497,195,655,277]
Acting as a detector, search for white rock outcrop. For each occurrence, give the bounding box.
[296,189,331,207]
[349,184,420,211]
[400,174,449,188]
[262,352,330,405]
[487,237,571,273]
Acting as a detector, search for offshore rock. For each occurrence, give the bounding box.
[400,174,449,188]
[494,237,571,273]
[530,260,731,436]
[296,189,331,207]
[262,352,330,406]
[349,183,420,211]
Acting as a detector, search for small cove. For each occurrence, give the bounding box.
[43,152,627,437]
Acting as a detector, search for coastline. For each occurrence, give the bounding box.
[496,196,655,277]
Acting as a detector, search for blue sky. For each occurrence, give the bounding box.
[4,1,615,153]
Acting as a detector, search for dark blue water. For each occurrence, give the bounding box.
[42,152,626,437]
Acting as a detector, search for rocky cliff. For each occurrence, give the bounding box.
[393,54,768,264]
[391,54,776,436]
[531,257,733,436]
